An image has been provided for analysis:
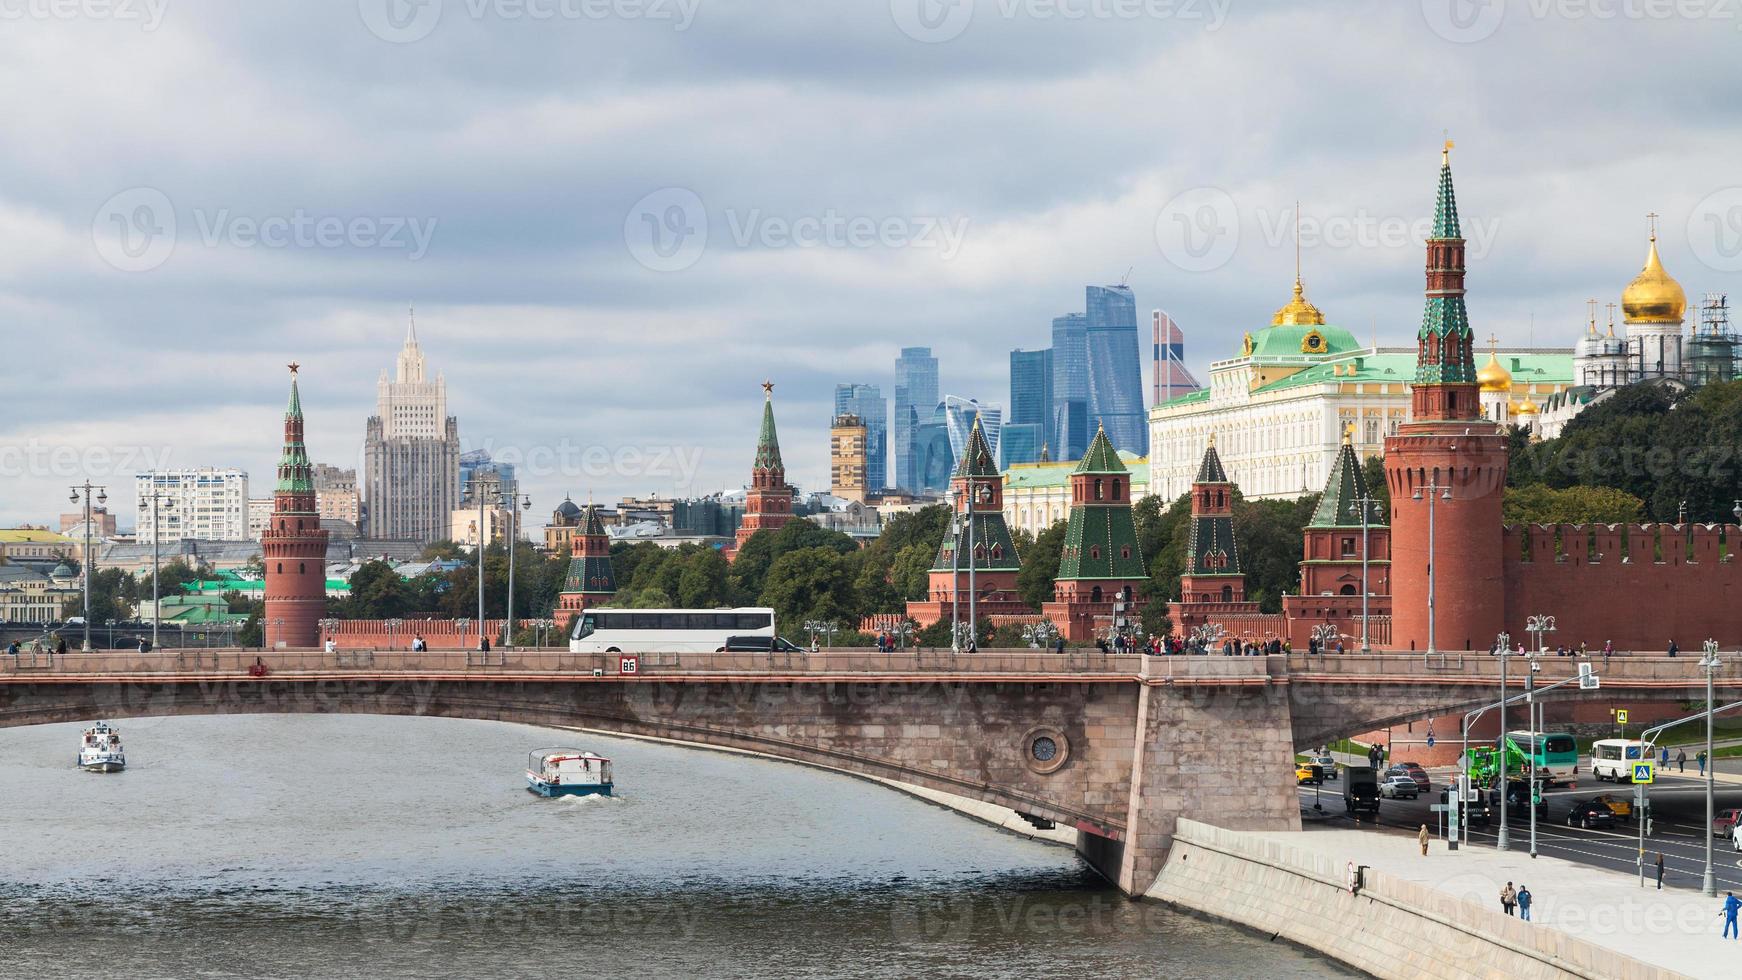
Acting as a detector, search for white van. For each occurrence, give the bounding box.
[1591,739,1655,781]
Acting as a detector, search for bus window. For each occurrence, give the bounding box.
[632,613,660,630]
[575,614,598,639]
[735,613,769,630]
[1544,735,1575,754]
[712,613,737,630]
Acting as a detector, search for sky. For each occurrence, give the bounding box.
[3,0,1740,529]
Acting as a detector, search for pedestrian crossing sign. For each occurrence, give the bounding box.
[1617,709,1629,724]
[1632,762,1654,784]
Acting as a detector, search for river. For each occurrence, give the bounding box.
[0,715,1356,978]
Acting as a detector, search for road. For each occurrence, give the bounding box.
[1297,766,1742,892]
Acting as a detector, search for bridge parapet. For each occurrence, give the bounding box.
[1284,652,1742,686]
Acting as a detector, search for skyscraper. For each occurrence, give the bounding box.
[1151,310,1203,406]
[363,312,461,543]
[941,395,1001,466]
[1006,347,1052,468]
[1051,314,1089,461]
[1084,285,1147,455]
[832,383,887,491]
[893,347,938,493]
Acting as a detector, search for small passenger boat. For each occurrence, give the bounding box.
[525,748,613,797]
[79,722,126,773]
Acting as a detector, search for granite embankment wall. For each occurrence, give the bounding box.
[1146,819,1684,980]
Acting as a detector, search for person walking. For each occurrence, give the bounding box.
[1656,852,1665,890]
[1500,882,1517,916]
[1418,823,1429,856]
[1699,750,1708,777]
[1516,885,1532,922]
[1677,749,1687,773]
[1669,639,1679,657]
[1723,892,1742,939]
[1661,745,1671,768]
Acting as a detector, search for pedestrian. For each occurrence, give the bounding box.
[55,635,67,655]
[1661,745,1670,768]
[1699,750,1708,776]
[481,635,491,653]
[1054,635,1065,654]
[1500,881,1516,916]
[1677,749,1687,773]
[1418,823,1429,856]
[1669,639,1679,657]
[1655,852,1665,889]
[1517,885,1532,922]
[324,636,336,654]
[1603,639,1614,663]
[1723,892,1741,939]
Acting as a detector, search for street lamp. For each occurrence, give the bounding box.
[505,492,531,648]
[1411,482,1453,656]
[1522,647,1544,858]
[1023,619,1057,651]
[144,474,177,652]
[1526,614,1556,656]
[947,486,960,653]
[1700,639,1723,897]
[890,619,913,652]
[1353,493,1381,652]
[1496,630,1513,849]
[68,482,107,653]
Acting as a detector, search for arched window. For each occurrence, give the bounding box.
[1089,545,1100,560]
[298,562,305,574]
[1094,478,1104,500]
[1120,546,1131,559]
[1220,585,1233,602]
[1340,584,1358,595]
[1090,585,1103,603]
[1111,480,1121,500]
[275,563,282,574]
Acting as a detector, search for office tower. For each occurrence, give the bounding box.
[941,396,1001,467]
[1051,314,1089,460]
[1007,348,1053,467]
[363,313,461,544]
[913,407,955,495]
[830,413,869,503]
[1152,310,1203,406]
[135,468,250,544]
[893,347,938,493]
[832,383,887,491]
[1084,284,1147,455]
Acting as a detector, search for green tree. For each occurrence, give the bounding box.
[729,520,857,602]
[1503,484,1645,525]
[1360,454,1391,516]
[345,560,411,618]
[420,539,467,561]
[1016,520,1067,610]
[759,546,859,635]
[1235,495,1318,613]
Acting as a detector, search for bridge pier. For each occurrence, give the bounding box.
[1077,676,1302,896]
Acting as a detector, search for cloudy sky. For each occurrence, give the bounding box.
[3,0,1739,528]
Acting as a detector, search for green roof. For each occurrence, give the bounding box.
[955,418,998,478]
[1056,504,1146,581]
[931,512,1021,573]
[1309,440,1386,528]
[1005,452,1147,490]
[1433,159,1461,239]
[754,395,783,471]
[1195,443,1228,483]
[1156,387,1210,410]
[1245,322,1362,359]
[1074,426,1127,475]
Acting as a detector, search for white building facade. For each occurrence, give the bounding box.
[135,468,251,544]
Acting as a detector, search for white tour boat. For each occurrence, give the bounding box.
[525,748,613,797]
[79,722,126,773]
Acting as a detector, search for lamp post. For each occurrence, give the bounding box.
[68,482,107,653]
[145,475,176,651]
[1496,630,1512,850]
[1412,482,1453,656]
[1353,493,1380,653]
[1523,647,1543,858]
[1701,639,1722,897]
[890,619,913,652]
[1023,619,1057,651]
[506,490,530,648]
[948,487,960,653]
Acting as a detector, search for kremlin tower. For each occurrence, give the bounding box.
[555,500,616,632]
[263,365,331,649]
[1384,144,1509,653]
[732,381,794,555]
[1043,424,1148,642]
[904,417,1027,630]
[1168,435,1261,640]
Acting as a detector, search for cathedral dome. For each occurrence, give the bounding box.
[1477,350,1512,393]
[1511,398,1539,417]
[1271,278,1325,327]
[1622,236,1687,324]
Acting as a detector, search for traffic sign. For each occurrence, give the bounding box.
[1617,709,1629,724]
[1427,734,1436,748]
[1632,761,1654,784]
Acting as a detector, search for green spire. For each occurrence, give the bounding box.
[1309,434,1385,528]
[276,369,314,495]
[1195,437,1228,483]
[1073,423,1126,474]
[954,416,998,478]
[1432,153,1461,239]
[754,387,783,472]
[286,376,303,418]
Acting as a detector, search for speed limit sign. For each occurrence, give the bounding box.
[618,655,639,675]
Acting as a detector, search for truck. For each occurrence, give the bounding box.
[1344,766,1381,814]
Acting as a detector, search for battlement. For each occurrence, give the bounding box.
[1502,522,1741,565]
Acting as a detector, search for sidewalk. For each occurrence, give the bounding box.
[1256,825,1738,980]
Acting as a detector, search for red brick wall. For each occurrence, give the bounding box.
[318,619,510,650]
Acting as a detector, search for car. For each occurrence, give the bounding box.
[1714,808,1742,838]
[1588,793,1633,822]
[1397,762,1432,793]
[1308,754,1339,779]
[1297,763,1324,785]
[1566,799,1619,829]
[1733,823,1742,853]
[721,635,805,652]
[1380,774,1419,799]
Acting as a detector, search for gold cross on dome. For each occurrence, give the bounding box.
[1647,211,1660,241]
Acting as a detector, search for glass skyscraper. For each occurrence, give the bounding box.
[832,382,887,491]
[1006,347,1052,467]
[893,347,938,493]
[1051,314,1089,461]
[1083,285,1147,455]
[941,395,1001,465]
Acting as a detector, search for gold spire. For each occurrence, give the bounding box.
[1621,217,1687,324]
[1272,278,1326,326]
[1585,298,1599,335]
[1442,136,1454,166]
[1342,423,1353,446]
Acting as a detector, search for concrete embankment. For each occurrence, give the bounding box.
[1146,819,1685,980]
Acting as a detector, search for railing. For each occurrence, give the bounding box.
[1284,652,1742,684]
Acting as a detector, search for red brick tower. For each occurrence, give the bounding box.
[1385,144,1508,652]
[555,501,615,632]
[264,364,330,649]
[904,417,1029,628]
[732,381,793,555]
[1042,424,1149,642]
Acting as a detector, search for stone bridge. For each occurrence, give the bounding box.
[4,648,1738,896]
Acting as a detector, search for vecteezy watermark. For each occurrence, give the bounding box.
[92,188,439,272]
[1154,186,1239,273]
[624,187,971,272]
[0,0,169,29]
[1422,0,1742,43]
[890,0,1231,43]
[1419,0,1507,43]
[358,0,700,43]
[1687,187,1742,273]
[0,440,175,479]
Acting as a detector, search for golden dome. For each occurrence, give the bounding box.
[1272,278,1325,326]
[1512,398,1539,416]
[1621,236,1687,324]
[1477,350,1512,393]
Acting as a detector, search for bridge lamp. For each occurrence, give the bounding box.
[1700,638,1724,897]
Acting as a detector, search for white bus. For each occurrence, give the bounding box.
[569,607,776,653]
[1591,739,1656,781]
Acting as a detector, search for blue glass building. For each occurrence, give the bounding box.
[1050,314,1089,460]
[1083,285,1148,455]
[1006,347,1052,467]
[893,347,939,493]
[832,383,887,491]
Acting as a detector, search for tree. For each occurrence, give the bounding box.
[1503,484,1645,525]
[1235,495,1318,613]
[420,539,468,561]
[729,520,857,602]
[1360,454,1391,517]
[1016,520,1067,610]
[345,559,412,618]
[759,546,860,635]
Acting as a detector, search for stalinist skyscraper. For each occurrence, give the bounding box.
[363,311,460,543]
